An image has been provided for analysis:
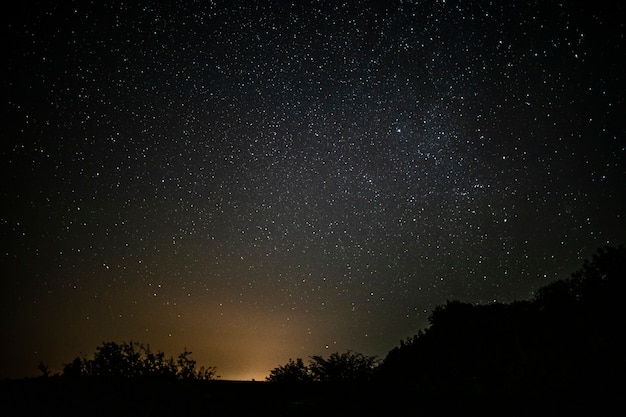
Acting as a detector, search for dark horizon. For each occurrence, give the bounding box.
[3,244,624,415]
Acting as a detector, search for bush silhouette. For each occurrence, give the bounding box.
[309,351,378,383]
[266,358,312,383]
[62,341,218,380]
[267,350,378,384]
[26,245,622,415]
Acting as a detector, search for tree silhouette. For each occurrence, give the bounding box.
[17,245,624,415]
[62,356,88,378]
[267,351,378,384]
[530,245,626,407]
[266,358,312,383]
[375,245,626,414]
[61,341,218,380]
[534,245,625,310]
[309,351,378,383]
[37,361,51,378]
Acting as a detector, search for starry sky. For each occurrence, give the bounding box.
[2,0,625,381]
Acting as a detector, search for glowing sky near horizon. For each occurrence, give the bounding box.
[2,1,625,381]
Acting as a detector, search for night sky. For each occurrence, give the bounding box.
[3,1,625,381]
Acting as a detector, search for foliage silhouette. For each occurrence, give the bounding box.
[62,341,218,380]
[309,350,379,383]
[10,245,623,415]
[266,358,312,383]
[534,245,625,310]
[37,361,51,378]
[376,245,625,414]
[267,350,378,384]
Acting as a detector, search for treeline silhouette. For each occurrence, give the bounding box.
[61,341,217,380]
[3,245,624,416]
[266,351,378,383]
[265,245,625,415]
[376,244,624,413]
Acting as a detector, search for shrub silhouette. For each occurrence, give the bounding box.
[267,350,378,383]
[309,351,378,383]
[266,358,312,383]
[62,341,218,380]
[34,245,622,415]
[37,361,51,378]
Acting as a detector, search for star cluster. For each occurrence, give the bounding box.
[2,1,624,380]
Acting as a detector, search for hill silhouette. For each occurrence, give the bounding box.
[2,245,624,416]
